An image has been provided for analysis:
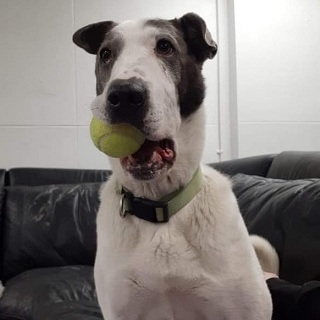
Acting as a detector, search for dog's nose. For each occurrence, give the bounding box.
[107,79,146,111]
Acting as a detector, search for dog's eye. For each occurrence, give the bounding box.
[100,48,112,63]
[155,39,174,56]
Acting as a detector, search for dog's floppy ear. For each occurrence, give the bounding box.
[178,13,217,62]
[73,21,117,54]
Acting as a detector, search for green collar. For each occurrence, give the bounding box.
[120,168,203,223]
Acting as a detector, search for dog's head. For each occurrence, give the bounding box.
[73,13,217,188]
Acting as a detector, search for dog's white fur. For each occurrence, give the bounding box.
[92,19,273,320]
[95,163,273,319]
[251,235,279,275]
[0,281,4,299]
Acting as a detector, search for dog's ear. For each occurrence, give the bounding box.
[73,21,117,54]
[177,13,217,62]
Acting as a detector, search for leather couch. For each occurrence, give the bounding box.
[0,151,320,319]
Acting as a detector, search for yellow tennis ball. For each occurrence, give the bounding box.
[90,117,146,158]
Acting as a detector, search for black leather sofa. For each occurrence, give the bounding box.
[0,151,320,320]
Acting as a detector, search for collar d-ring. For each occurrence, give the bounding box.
[119,193,130,218]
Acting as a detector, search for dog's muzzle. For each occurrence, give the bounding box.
[106,77,148,127]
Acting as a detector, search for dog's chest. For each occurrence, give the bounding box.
[94,171,272,319]
[95,169,241,284]
[98,208,204,277]
[95,215,235,319]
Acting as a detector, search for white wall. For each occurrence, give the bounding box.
[1,0,319,169]
[0,0,220,169]
[234,0,320,157]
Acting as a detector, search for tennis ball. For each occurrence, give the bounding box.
[90,117,146,158]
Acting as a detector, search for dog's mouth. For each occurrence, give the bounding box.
[120,138,176,180]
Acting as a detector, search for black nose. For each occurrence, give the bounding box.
[107,78,147,111]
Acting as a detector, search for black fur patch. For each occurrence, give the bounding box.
[146,18,209,118]
[178,57,206,118]
[72,21,117,54]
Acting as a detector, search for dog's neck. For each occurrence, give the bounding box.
[110,107,206,201]
[118,166,199,201]
[119,167,203,223]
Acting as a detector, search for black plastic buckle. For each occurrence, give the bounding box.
[120,188,170,223]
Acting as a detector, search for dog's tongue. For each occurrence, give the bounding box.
[128,140,174,164]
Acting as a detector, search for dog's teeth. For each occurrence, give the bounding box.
[150,150,161,162]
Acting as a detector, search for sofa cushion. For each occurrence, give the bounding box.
[33,300,103,320]
[0,266,102,320]
[232,174,320,285]
[1,183,102,281]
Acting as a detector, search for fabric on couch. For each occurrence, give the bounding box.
[0,266,101,320]
[1,183,102,281]
[232,174,320,285]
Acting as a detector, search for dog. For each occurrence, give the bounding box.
[73,13,277,319]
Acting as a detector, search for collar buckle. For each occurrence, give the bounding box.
[119,167,202,223]
[154,205,169,223]
[119,193,130,218]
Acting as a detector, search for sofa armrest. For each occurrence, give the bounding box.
[267,151,320,179]
[209,154,276,177]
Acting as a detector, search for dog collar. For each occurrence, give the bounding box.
[120,168,203,223]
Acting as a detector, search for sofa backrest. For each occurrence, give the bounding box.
[230,151,320,285]
[1,182,103,281]
[0,168,111,281]
[232,174,320,285]
[7,168,111,186]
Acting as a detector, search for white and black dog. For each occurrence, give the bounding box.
[73,13,277,320]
